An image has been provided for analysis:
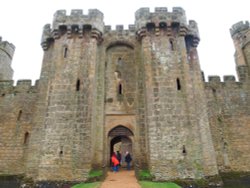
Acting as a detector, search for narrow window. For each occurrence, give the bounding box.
[59,146,64,156]
[182,145,187,155]
[24,132,29,145]
[76,79,80,91]
[118,83,123,95]
[64,47,68,58]
[176,78,181,90]
[170,39,174,50]
[17,110,22,121]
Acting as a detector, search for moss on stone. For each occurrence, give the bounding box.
[138,170,153,181]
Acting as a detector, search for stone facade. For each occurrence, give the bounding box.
[0,7,249,184]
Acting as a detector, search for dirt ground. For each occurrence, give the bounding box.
[99,169,141,188]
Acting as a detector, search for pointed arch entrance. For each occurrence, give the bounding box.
[108,125,134,167]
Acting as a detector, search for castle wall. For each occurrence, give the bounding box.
[205,76,250,172]
[0,80,38,174]
[0,7,250,185]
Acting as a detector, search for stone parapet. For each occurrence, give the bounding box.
[0,79,38,94]
[230,21,249,37]
[135,7,187,29]
[0,37,15,60]
[135,7,199,44]
[41,9,104,50]
[52,9,104,33]
[207,75,238,83]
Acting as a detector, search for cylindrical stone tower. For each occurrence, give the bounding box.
[26,9,104,181]
[230,21,250,82]
[0,37,15,80]
[135,7,218,180]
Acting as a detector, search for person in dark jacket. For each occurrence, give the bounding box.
[116,151,122,167]
[125,151,132,170]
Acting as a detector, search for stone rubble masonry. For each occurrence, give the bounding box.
[0,7,249,184]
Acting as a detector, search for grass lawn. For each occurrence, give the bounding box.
[71,182,101,188]
[139,181,181,188]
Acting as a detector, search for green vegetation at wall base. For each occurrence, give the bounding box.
[71,182,100,188]
[87,169,103,182]
[138,169,153,180]
[139,181,181,188]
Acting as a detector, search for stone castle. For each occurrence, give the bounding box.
[0,7,249,185]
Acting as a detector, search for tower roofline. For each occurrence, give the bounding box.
[230,21,249,37]
[0,36,15,60]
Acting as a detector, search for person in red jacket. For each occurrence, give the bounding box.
[111,152,119,172]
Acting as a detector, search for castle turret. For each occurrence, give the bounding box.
[135,7,218,180]
[26,9,105,181]
[0,37,15,80]
[230,21,250,81]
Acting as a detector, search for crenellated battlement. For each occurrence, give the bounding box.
[104,24,136,34]
[135,7,199,44]
[208,75,236,83]
[0,79,38,95]
[41,9,104,50]
[52,9,104,32]
[204,75,244,95]
[0,36,15,60]
[230,21,250,37]
[135,7,187,30]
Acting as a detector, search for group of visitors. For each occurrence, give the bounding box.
[111,151,132,172]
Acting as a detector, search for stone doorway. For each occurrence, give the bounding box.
[108,125,133,167]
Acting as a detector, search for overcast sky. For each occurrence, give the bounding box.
[0,0,249,84]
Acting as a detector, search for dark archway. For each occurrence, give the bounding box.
[108,125,134,167]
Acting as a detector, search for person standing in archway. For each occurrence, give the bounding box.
[116,151,122,167]
[125,151,132,170]
[111,152,119,172]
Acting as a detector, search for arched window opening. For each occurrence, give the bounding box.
[176,78,181,90]
[76,79,80,91]
[64,47,68,58]
[17,110,22,121]
[159,22,167,30]
[146,23,155,32]
[24,132,30,145]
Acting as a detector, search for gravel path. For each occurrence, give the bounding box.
[99,169,141,188]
